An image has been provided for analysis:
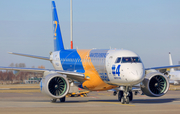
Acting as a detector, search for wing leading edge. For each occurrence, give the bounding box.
[145,65,180,70]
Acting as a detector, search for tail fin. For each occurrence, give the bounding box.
[169,52,175,72]
[52,1,64,51]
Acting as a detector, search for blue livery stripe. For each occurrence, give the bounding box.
[60,49,85,73]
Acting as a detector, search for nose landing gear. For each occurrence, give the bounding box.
[118,86,133,104]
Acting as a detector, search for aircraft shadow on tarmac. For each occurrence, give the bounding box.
[131,98,180,104]
[54,98,180,104]
[12,98,180,104]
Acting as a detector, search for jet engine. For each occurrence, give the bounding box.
[40,73,70,99]
[140,72,169,97]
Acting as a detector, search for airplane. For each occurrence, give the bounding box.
[165,52,180,85]
[1,1,180,104]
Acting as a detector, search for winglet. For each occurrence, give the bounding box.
[52,1,64,51]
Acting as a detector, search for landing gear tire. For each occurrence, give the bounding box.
[121,97,126,104]
[126,96,130,104]
[118,91,123,101]
[129,91,133,101]
[60,96,66,102]
[51,99,57,103]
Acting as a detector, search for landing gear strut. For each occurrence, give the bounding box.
[118,90,123,101]
[118,86,133,104]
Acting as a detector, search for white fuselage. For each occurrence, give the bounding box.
[51,49,145,87]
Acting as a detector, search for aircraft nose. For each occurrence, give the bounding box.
[123,64,145,85]
[132,70,144,81]
[129,65,145,84]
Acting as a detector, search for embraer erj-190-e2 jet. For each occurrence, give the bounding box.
[1,1,180,104]
[165,52,180,85]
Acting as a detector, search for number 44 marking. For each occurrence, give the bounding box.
[112,65,121,76]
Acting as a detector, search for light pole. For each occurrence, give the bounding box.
[70,0,73,49]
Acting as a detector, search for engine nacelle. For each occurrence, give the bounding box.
[40,73,69,99]
[140,72,169,97]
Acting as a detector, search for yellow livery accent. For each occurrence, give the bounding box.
[77,49,117,91]
[54,21,57,36]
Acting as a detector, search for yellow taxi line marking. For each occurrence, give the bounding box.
[89,101,135,106]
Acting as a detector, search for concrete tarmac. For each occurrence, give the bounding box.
[0,90,180,114]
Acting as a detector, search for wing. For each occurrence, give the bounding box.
[8,52,50,61]
[0,66,85,82]
[145,65,180,70]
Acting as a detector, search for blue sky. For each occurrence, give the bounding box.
[0,0,180,68]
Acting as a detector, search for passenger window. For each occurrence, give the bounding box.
[115,57,121,63]
[122,57,132,63]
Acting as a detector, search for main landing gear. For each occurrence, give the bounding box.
[51,96,66,103]
[118,86,133,104]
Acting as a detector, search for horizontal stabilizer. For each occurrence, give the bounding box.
[8,52,50,61]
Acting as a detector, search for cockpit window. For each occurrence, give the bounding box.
[132,57,141,63]
[115,57,121,63]
[122,57,132,63]
[121,57,142,63]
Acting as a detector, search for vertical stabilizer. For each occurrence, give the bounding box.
[52,1,64,51]
[169,52,175,72]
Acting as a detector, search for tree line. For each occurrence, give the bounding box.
[0,63,44,84]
